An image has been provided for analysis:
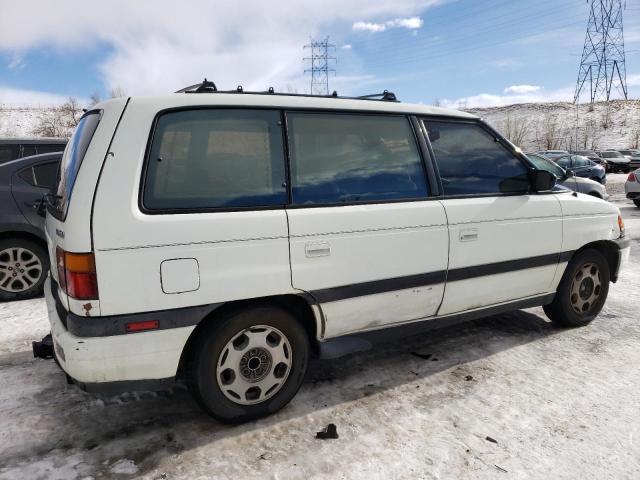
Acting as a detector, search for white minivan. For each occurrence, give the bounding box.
[44,84,630,422]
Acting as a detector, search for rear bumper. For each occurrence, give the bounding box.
[45,277,194,392]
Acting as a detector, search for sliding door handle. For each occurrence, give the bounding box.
[305,242,331,258]
[459,228,478,242]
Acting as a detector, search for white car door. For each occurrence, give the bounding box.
[421,119,563,315]
[286,112,449,338]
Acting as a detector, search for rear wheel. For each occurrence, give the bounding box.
[634,200,640,208]
[543,249,609,327]
[187,305,309,423]
[0,238,49,301]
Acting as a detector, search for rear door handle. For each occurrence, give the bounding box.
[459,228,478,242]
[305,242,331,258]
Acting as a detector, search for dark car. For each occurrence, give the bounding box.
[0,138,67,165]
[0,152,63,300]
[555,154,606,184]
[527,154,608,198]
[618,149,640,170]
[598,150,631,173]
[572,149,608,170]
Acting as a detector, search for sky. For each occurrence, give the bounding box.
[0,0,639,109]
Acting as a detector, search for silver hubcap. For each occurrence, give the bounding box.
[216,325,292,406]
[570,262,602,314]
[0,247,43,293]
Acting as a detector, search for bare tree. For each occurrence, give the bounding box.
[600,104,613,129]
[60,97,83,128]
[499,114,530,147]
[32,110,68,138]
[89,92,102,107]
[109,86,127,98]
[433,98,442,107]
[631,127,640,149]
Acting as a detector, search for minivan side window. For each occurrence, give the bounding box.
[423,121,529,196]
[287,112,428,204]
[143,109,286,211]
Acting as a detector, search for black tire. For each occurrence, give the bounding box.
[0,238,49,302]
[588,192,602,199]
[187,305,310,423]
[634,200,640,208]
[543,248,610,328]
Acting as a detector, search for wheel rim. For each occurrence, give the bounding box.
[569,262,602,314]
[216,325,293,406]
[0,247,43,293]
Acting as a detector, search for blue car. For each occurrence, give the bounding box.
[555,154,607,184]
[0,152,63,301]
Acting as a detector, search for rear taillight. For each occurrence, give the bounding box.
[55,247,98,300]
[628,172,637,182]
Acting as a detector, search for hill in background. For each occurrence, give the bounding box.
[2,99,639,152]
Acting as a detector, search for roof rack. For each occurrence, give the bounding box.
[174,79,399,102]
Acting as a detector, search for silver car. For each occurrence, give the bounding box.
[625,168,640,208]
[527,154,608,199]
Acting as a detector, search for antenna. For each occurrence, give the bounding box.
[303,37,336,95]
[574,0,628,103]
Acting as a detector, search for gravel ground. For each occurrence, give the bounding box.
[0,174,638,480]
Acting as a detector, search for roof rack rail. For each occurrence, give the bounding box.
[356,90,397,102]
[175,79,400,102]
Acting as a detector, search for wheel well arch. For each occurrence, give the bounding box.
[175,293,321,381]
[0,230,47,252]
[573,239,622,283]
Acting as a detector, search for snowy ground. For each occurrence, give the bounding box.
[0,174,639,480]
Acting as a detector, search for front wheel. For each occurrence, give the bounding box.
[634,200,640,208]
[187,305,310,423]
[543,249,610,327]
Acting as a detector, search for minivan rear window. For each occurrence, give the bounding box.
[54,111,101,217]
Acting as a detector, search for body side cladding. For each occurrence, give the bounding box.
[317,293,556,359]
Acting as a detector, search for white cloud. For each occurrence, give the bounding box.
[441,85,575,109]
[388,17,423,29]
[0,0,441,104]
[7,53,25,71]
[341,44,353,49]
[353,21,388,33]
[627,74,640,87]
[0,85,87,107]
[503,84,542,95]
[352,16,424,33]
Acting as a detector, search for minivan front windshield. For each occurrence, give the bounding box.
[53,111,101,218]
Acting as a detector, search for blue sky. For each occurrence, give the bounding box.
[0,0,638,108]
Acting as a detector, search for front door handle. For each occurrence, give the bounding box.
[459,228,478,242]
[305,242,331,258]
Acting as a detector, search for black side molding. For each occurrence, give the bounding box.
[318,293,556,359]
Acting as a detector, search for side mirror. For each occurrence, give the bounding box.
[530,169,556,192]
[564,170,575,179]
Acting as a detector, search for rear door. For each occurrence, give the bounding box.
[572,155,593,178]
[12,160,60,229]
[421,119,563,315]
[286,112,449,338]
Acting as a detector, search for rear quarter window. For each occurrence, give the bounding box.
[142,109,287,211]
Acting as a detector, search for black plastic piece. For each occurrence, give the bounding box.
[32,333,54,359]
[316,424,339,439]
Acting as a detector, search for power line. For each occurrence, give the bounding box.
[303,37,336,95]
[574,0,628,103]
